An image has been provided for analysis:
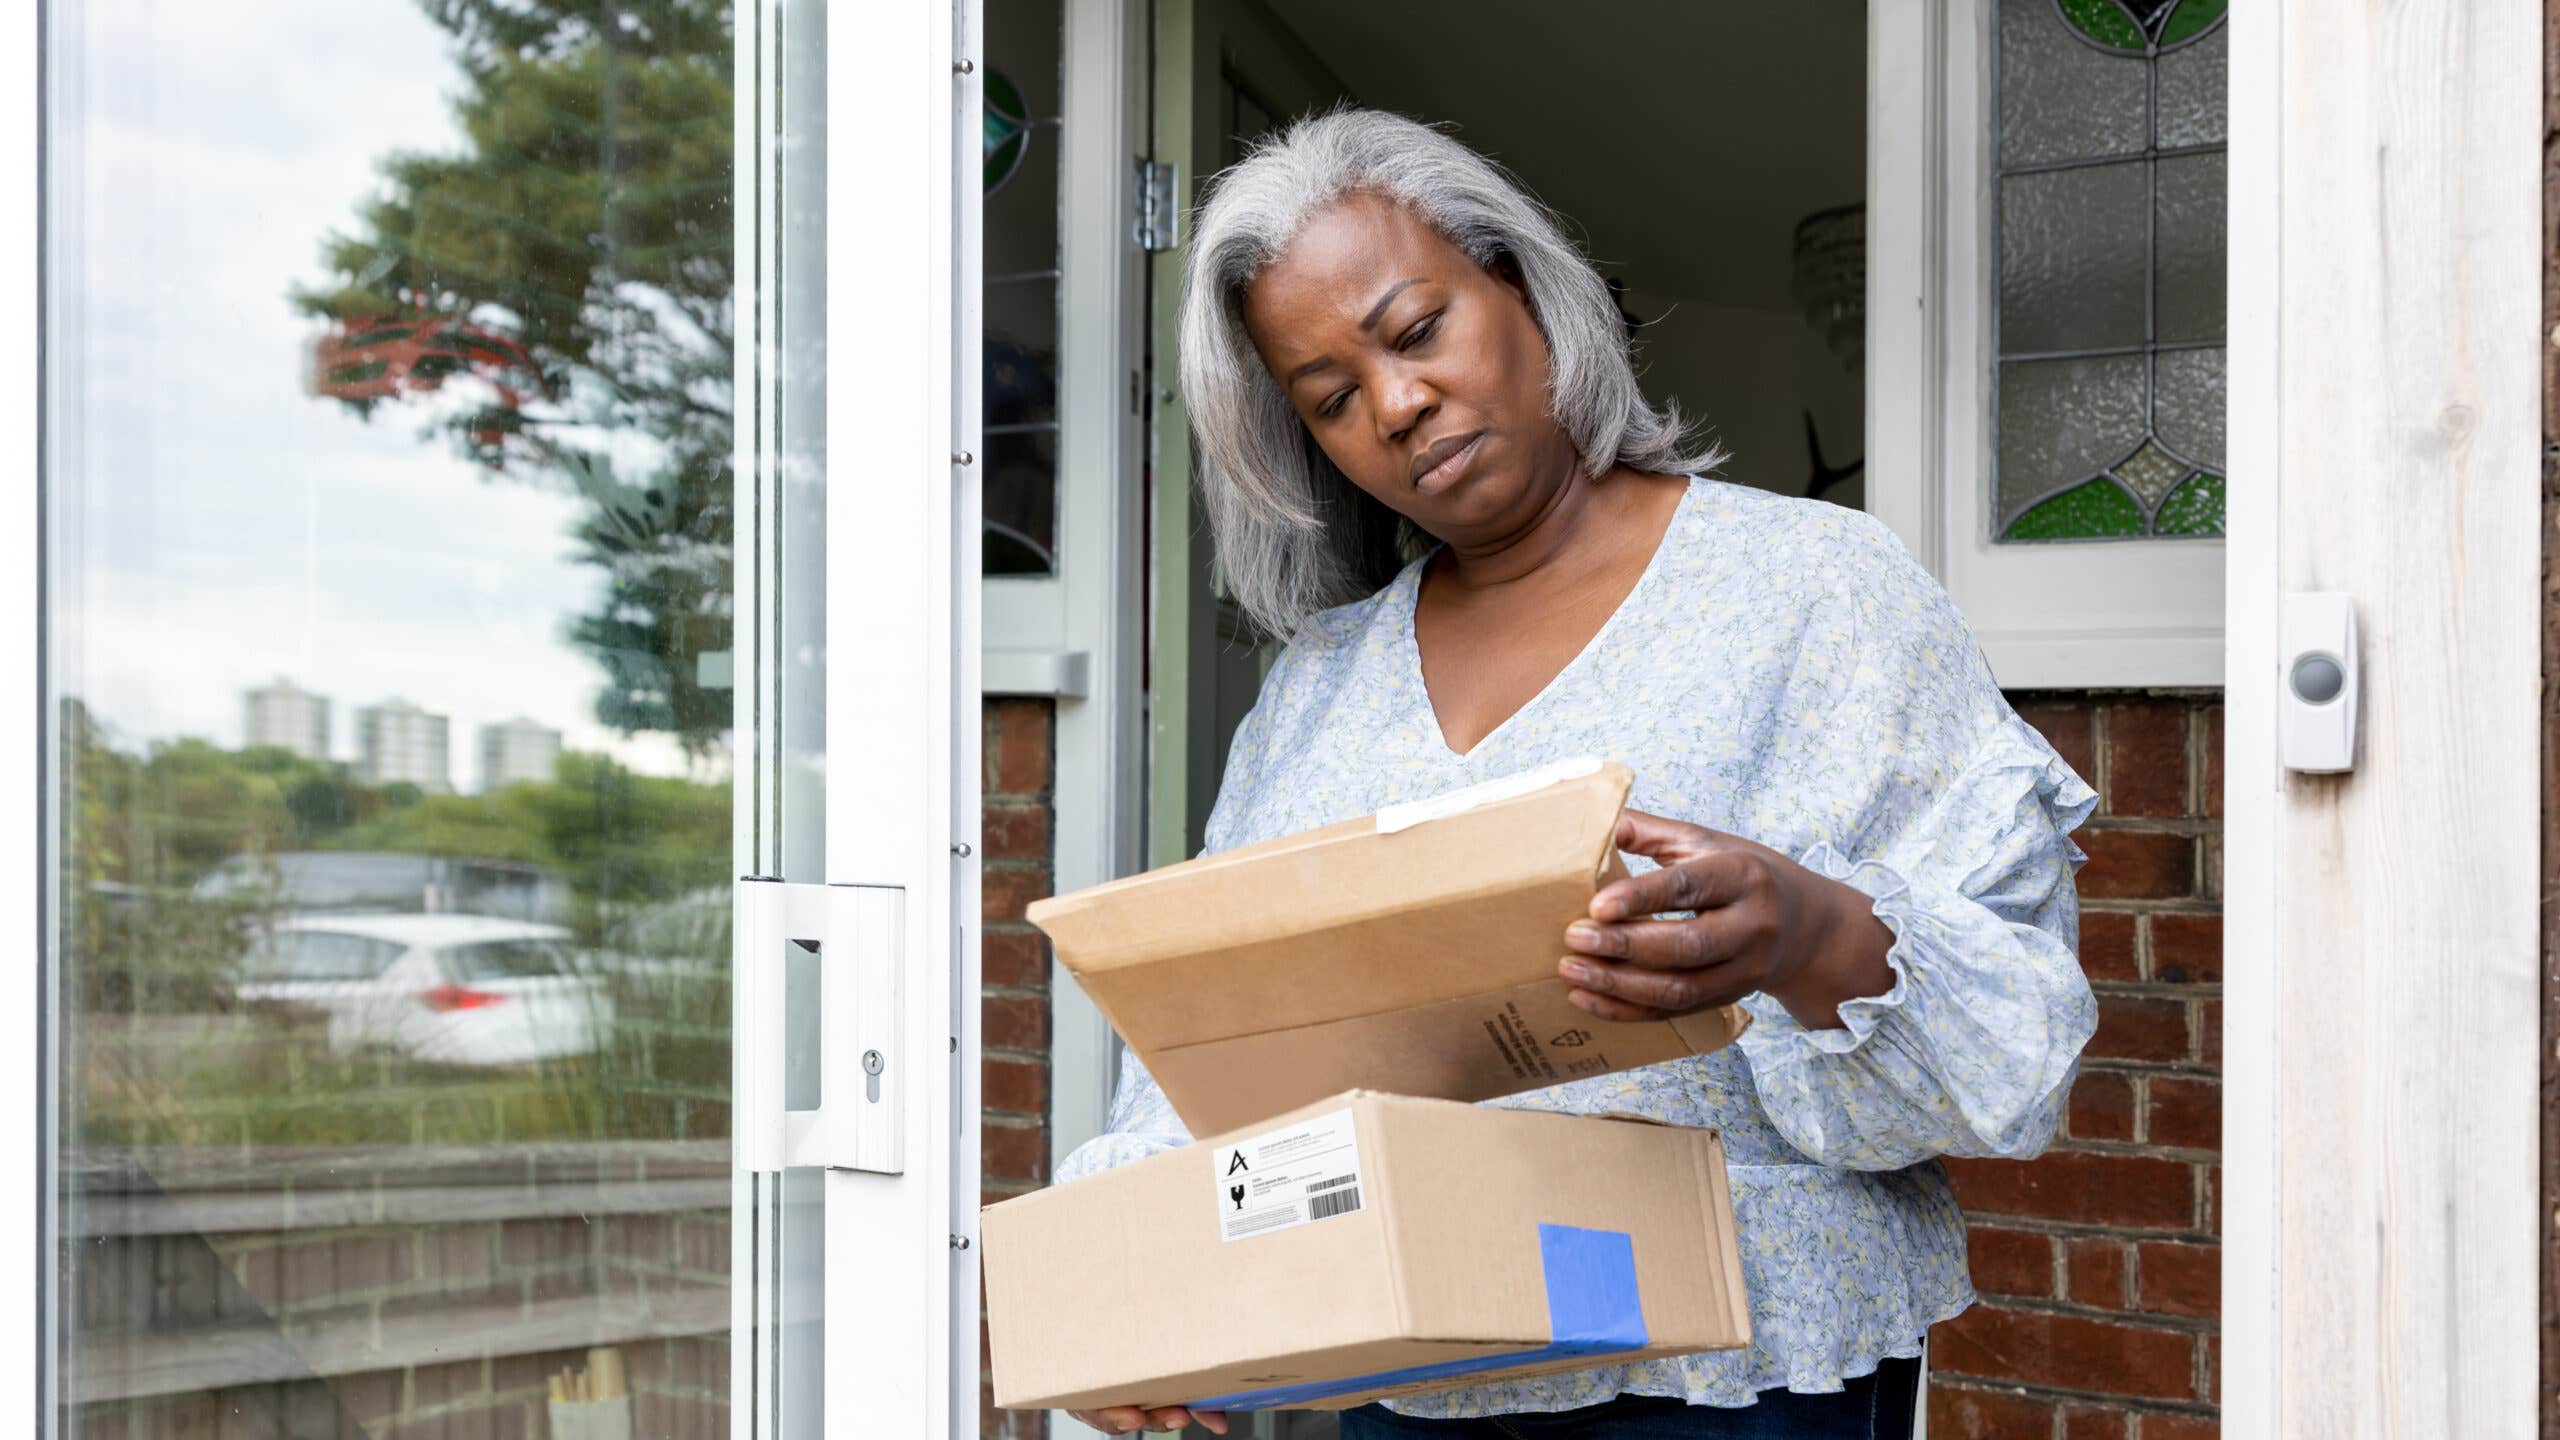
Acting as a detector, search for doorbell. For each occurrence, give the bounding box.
[2280,592,2358,774]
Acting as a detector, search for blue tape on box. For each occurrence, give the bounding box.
[1184,1223,1648,1412]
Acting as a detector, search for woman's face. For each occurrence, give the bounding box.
[1240,192,1579,541]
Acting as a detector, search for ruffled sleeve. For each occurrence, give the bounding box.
[1732,512,2100,1172]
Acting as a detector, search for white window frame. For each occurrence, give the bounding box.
[1866,0,2223,689]
[13,0,49,1424]
[975,0,1151,1185]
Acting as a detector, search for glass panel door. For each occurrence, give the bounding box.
[44,2,752,1434]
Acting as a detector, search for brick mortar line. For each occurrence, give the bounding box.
[1949,1293,2219,1332]
[982,1047,1053,1065]
[2055,1058,2223,1077]
[1929,1373,2218,1419]
[2076,1058,2223,1076]
[2087,981,2224,996]
[2006,687,2223,701]
[2078,817,2217,835]
[2046,1141,2222,1163]
[979,983,1052,1000]
[1960,1215,2218,1244]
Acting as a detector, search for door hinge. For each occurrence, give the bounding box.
[1134,161,1178,253]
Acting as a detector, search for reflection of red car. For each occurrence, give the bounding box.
[309,314,551,445]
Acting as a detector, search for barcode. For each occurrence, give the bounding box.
[1308,1187,1362,1220]
[1309,1175,1357,1194]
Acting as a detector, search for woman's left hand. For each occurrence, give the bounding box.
[1559,808,1897,1030]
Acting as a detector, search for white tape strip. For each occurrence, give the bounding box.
[1373,755,1605,835]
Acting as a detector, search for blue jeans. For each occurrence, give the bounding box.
[1333,1355,1923,1439]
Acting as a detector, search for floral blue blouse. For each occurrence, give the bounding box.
[1055,477,2099,1416]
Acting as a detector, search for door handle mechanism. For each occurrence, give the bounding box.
[734,877,907,1174]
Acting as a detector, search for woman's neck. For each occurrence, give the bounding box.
[1431,463,1676,596]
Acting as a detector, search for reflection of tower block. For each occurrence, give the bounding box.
[546,1347,633,1440]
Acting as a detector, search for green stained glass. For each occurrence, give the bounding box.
[983,69,1030,194]
[2058,0,2146,51]
[2003,479,2146,540]
[2158,0,2228,46]
[2155,473,2226,534]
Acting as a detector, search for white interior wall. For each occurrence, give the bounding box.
[1619,289,1866,506]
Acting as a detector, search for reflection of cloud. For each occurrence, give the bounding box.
[60,0,725,790]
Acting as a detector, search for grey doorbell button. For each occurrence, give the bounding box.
[2289,653,2345,705]
[2279,594,2358,773]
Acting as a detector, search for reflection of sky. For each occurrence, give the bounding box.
[57,0,711,788]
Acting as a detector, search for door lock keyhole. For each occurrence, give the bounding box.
[862,1048,885,1102]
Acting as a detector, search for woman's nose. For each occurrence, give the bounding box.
[1373,366,1438,441]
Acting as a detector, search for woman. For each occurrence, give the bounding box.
[1059,107,2097,1439]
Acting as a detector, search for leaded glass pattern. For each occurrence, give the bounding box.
[1993,0,2228,542]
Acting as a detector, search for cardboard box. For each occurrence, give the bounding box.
[1026,758,1749,1136]
[982,1090,1752,1412]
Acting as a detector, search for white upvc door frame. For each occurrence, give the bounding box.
[13,0,50,1430]
[2216,0,2278,1428]
[775,0,986,1435]
[1031,0,1152,1203]
[1866,0,2224,690]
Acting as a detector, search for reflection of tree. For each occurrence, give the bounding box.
[295,0,733,754]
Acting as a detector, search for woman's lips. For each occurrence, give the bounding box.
[1412,431,1484,492]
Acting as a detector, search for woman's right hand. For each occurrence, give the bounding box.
[1065,1404,1228,1435]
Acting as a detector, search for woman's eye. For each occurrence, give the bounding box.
[1398,315,1440,350]
[1318,390,1352,419]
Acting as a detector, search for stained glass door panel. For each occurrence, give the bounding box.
[1993,0,2228,542]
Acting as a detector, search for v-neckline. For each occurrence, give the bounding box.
[1399,477,1699,763]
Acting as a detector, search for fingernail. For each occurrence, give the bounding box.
[1565,922,1600,947]
[1561,959,1592,983]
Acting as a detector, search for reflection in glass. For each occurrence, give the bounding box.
[1997,0,2146,167]
[49,1,737,1434]
[984,0,1066,577]
[1993,0,2229,542]
[1996,354,2149,521]
[1998,163,2149,355]
[2152,151,2228,345]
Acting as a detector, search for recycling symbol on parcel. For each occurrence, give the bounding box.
[1213,1108,1365,1242]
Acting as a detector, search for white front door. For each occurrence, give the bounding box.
[2218,2,2541,1434]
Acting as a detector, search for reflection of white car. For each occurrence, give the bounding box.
[237,915,608,1067]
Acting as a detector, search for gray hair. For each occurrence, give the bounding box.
[1179,106,1726,640]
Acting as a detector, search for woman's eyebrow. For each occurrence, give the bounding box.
[1282,278,1428,386]
[1360,278,1423,331]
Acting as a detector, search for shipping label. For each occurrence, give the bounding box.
[1212,1107,1365,1242]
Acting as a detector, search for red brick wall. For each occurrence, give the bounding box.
[979,698,1056,1440]
[1932,693,2224,1440]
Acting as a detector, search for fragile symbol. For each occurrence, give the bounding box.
[1229,1183,1246,1211]
[1227,1151,1251,1176]
[1550,1029,1592,1048]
